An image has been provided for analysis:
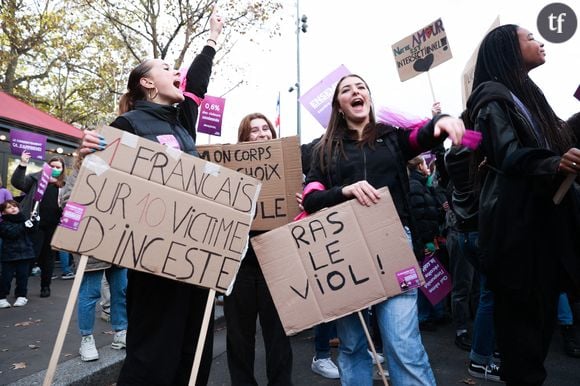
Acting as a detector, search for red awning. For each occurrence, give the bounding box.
[0,91,83,140]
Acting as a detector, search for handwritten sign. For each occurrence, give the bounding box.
[419,253,452,306]
[391,18,453,82]
[300,65,351,128]
[51,125,261,293]
[198,95,226,136]
[197,137,302,231]
[10,129,47,160]
[251,188,424,335]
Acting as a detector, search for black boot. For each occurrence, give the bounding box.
[561,325,580,358]
[40,287,51,298]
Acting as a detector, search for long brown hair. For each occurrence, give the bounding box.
[315,74,377,173]
[117,60,154,115]
[48,156,66,188]
[237,113,278,143]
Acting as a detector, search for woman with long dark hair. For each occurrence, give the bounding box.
[77,14,223,386]
[466,24,580,385]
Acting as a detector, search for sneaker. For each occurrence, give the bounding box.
[455,331,472,351]
[61,272,75,280]
[31,267,41,276]
[468,361,502,383]
[40,287,50,298]
[368,349,385,364]
[111,330,127,350]
[0,299,11,308]
[13,297,28,307]
[79,335,99,361]
[373,367,390,380]
[311,356,340,379]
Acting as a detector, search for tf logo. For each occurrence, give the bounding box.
[537,2,577,43]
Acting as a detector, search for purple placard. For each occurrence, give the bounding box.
[157,134,181,150]
[300,65,351,128]
[198,95,225,136]
[574,84,580,102]
[419,253,452,305]
[10,129,47,160]
[395,266,422,292]
[59,202,86,231]
[33,163,53,202]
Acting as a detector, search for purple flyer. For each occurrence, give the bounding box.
[419,253,452,306]
[59,202,86,231]
[300,65,351,128]
[10,129,47,160]
[198,95,225,136]
[33,163,52,202]
[395,266,421,292]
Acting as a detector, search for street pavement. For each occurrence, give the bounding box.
[2,274,579,385]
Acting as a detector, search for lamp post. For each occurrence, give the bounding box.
[294,0,307,140]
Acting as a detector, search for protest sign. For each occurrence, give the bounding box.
[251,187,424,335]
[51,125,261,293]
[461,17,500,108]
[10,129,47,160]
[198,95,226,136]
[34,163,53,202]
[392,18,453,82]
[419,252,452,306]
[300,65,351,128]
[197,136,302,231]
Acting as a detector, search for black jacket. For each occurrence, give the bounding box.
[408,169,441,246]
[0,212,37,262]
[303,119,446,260]
[467,81,580,295]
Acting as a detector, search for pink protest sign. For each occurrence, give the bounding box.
[59,202,86,231]
[419,253,452,305]
[33,163,53,202]
[300,65,351,128]
[198,95,225,136]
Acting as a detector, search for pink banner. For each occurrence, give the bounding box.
[33,163,53,202]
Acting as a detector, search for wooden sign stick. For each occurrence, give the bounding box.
[188,289,216,386]
[43,254,88,386]
[426,71,437,103]
[553,174,575,205]
[358,311,390,386]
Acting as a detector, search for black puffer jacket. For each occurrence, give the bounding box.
[303,119,446,260]
[408,169,441,246]
[0,212,37,262]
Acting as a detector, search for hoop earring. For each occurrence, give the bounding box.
[148,87,158,101]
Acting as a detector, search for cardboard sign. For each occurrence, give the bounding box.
[391,18,453,82]
[198,95,226,136]
[51,125,261,293]
[251,188,424,335]
[10,129,47,160]
[300,65,351,128]
[197,137,302,231]
[461,17,500,108]
[419,252,452,306]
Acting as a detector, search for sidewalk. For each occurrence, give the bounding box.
[2,275,579,385]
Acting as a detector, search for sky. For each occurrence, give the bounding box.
[202,0,580,146]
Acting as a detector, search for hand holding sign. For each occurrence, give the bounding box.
[20,150,31,165]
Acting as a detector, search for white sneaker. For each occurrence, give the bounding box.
[0,299,11,308]
[311,356,340,379]
[79,335,99,361]
[111,329,126,350]
[368,349,385,364]
[100,309,111,322]
[374,367,390,380]
[13,297,28,307]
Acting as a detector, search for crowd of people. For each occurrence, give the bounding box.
[1,15,579,386]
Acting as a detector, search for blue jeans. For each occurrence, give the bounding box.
[470,273,495,365]
[59,251,73,275]
[78,267,127,335]
[336,290,436,386]
[558,292,574,325]
[314,321,337,360]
